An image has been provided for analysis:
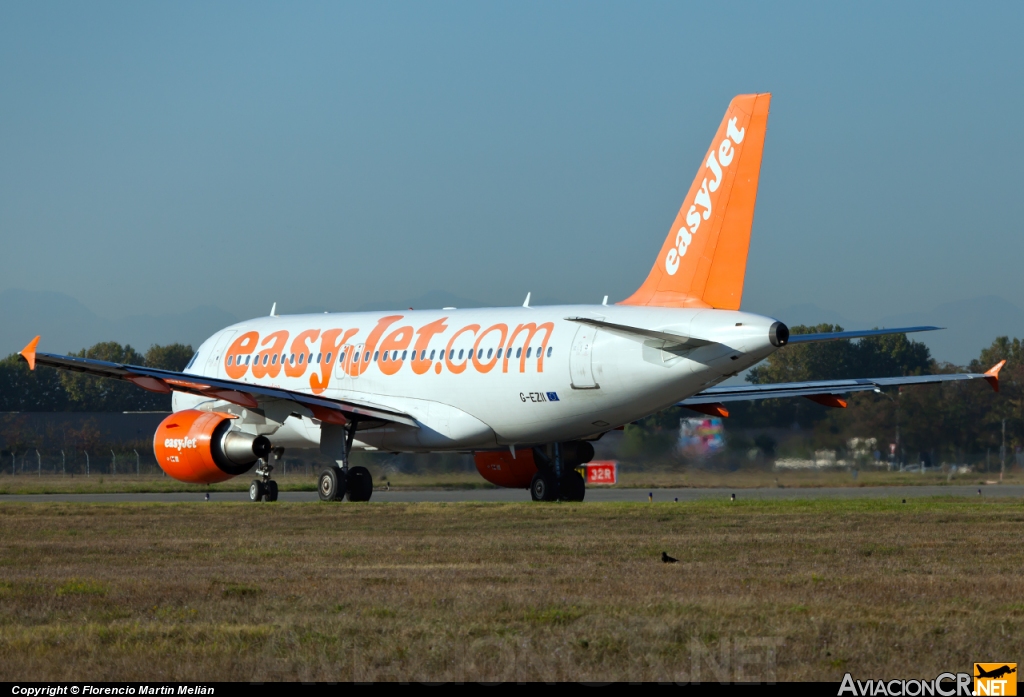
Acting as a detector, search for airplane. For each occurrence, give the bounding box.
[18,93,1006,503]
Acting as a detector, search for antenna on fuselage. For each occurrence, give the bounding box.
[269,302,277,317]
[523,292,531,308]
[602,295,609,306]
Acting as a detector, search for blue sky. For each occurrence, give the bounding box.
[1,2,1022,342]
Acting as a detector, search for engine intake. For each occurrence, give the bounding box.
[154,410,271,484]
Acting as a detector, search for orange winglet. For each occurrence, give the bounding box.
[985,360,1006,392]
[19,336,40,371]
[685,402,730,418]
[804,394,848,409]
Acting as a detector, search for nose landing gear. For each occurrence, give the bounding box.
[249,450,280,502]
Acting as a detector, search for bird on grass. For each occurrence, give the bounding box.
[204,492,210,501]
[661,552,678,564]
[730,493,736,501]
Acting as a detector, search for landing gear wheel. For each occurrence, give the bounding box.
[530,471,558,501]
[346,466,373,502]
[264,480,279,502]
[249,479,265,502]
[318,466,346,502]
[560,471,585,502]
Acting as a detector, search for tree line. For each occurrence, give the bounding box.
[2,332,1021,467]
[0,342,194,412]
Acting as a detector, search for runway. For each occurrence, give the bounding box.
[0,484,1020,504]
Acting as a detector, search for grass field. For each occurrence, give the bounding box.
[0,499,1021,681]
[0,467,1018,495]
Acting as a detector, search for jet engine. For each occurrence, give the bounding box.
[153,409,271,483]
[474,448,538,488]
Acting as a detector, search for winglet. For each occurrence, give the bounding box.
[985,360,1006,392]
[19,336,40,371]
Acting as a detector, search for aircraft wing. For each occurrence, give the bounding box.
[679,361,1005,413]
[17,336,418,429]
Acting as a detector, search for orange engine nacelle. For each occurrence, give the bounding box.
[474,449,538,488]
[153,410,272,484]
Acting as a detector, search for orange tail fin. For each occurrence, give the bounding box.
[620,93,771,310]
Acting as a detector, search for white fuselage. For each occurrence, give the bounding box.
[173,305,780,452]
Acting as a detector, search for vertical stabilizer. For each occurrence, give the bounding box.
[620,93,771,310]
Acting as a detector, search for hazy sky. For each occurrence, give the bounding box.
[2,1,1022,323]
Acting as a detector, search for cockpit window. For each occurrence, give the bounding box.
[185,351,199,370]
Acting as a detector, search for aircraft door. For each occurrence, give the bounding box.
[205,330,236,377]
[569,325,599,389]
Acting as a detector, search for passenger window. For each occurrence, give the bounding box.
[299,353,305,364]
[393,351,399,361]
[325,352,333,364]
[227,355,234,366]
[526,348,532,358]
[449,349,455,360]
[429,349,435,360]
[516,347,522,358]
[364,352,370,362]
[339,352,345,363]
[401,350,407,361]
[272,355,278,365]
[373,351,379,362]
[487,348,493,359]
[382,351,389,362]
[353,352,360,363]
[262,354,269,366]
[244,355,250,366]
[316,353,322,364]
[547,346,552,357]
[458,349,464,360]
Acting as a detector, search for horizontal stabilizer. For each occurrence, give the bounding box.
[565,317,713,348]
[786,326,941,344]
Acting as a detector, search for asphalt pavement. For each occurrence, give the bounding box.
[1,484,1021,504]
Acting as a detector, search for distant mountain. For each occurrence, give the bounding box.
[767,303,853,329]
[0,288,238,357]
[878,296,1024,366]
[355,290,569,312]
[768,296,1024,365]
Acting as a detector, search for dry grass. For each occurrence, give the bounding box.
[0,499,1021,681]
[1,467,1019,495]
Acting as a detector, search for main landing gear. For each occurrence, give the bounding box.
[249,448,282,502]
[318,421,373,502]
[530,441,593,502]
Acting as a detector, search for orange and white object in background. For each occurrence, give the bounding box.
[585,461,617,485]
